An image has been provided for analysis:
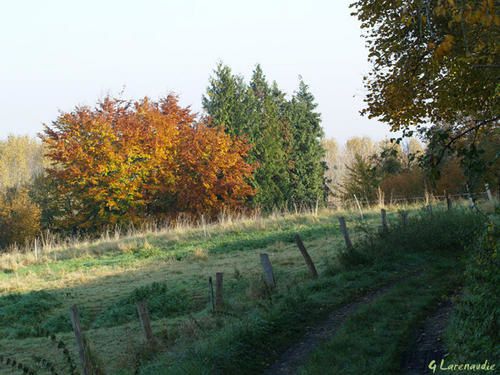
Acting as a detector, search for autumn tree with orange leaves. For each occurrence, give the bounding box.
[41,95,255,231]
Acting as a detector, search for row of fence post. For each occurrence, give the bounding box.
[66,199,473,374]
[334,183,496,209]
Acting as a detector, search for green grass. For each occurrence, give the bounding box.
[140,209,484,375]
[297,257,462,375]
[0,208,370,373]
[294,210,492,375]
[139,259,421,374]
[443,214,500,370]
[0,205,489,374]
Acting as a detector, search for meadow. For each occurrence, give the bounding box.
[0,202,495,374]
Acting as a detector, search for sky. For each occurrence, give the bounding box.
[0,0,393,145]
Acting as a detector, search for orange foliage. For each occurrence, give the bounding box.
[41,95,255,230]
[0,188,41,248]
[380,169,426,199]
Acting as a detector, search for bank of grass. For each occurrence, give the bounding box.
[444,213,499,369]
[138,258,421,375]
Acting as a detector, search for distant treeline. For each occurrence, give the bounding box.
[323,135,498,205]
[0,64,326,248]
[0,63,498,249]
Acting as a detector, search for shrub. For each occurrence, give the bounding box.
[0,188,41,249]
[337,209,486,268]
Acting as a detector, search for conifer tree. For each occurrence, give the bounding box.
[203,64,327,210]
[341,154,379,202]
[287,79,327,206]
[202,63,246,136]
[244,65,290,208]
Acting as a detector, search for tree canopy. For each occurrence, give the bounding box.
[350,0,499,181]
[41,95,255,231]
[203,63,326,210]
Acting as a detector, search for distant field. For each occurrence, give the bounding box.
[0,203,492,374]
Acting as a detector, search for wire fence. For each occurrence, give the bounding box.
[328,185,497,209]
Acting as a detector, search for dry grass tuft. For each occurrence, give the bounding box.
[117,239,139,253]
[142,239,153,250]
[191,248,209,261]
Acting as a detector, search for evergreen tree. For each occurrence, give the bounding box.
[341,154,380,202]
[202,63,246,136]
[244,65,290,208]
[203,64,327,210]
[287,78,327,207]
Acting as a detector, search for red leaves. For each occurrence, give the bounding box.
[41,95,255,230]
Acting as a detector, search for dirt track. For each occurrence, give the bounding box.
[263,275,417,375]
[401,295,457,374]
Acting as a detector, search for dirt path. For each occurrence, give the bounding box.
[263,274,419,375]
[401,295,457,374]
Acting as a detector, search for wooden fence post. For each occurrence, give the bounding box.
[446,193,452,211]
[215,272,224,311]
[466,184,474,208]
[400,211,408,227]
[70,305,91,375]
[353,194,364,219]
[136,301,156,347]
[485,183,493,202]
[426,204,433,216]
[260,253,276,288]
[338,216,353,250]
[34,238,38,261]
[208,276,215,312]
[294,234,318,278]
[381,209,388,233]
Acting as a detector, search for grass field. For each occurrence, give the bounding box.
[0,203,493,374]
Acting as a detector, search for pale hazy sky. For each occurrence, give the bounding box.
[0,0,392,144]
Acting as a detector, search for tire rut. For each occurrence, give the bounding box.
[401,294,457,375]
[263,271,421,375]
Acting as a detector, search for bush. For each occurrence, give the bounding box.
[337,209,486,268]
[0,291,61,338]
[0,188,41,249]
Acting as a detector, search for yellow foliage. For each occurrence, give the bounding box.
[0,189,41,249]
[435,34,455,60]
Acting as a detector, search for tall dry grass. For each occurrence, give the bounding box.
[0,197,486,273]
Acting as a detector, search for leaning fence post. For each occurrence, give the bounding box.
[260,253,276,288]
[381,209,388,233]
[70,305,91,375]
[353,194,364,219]
[215,272,224,311]
[338,216,353,250]
[136,301,156,347]
[485,183,493,202]
[294,234,318,278]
